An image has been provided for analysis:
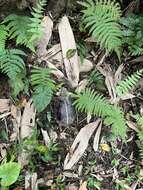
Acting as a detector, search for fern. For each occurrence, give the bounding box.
[28,0,47,42]
[80,0,122,58]
[73,88,127,140]
[136,116,143,160]
[0,25,8,52]
[0,49,26,96]
[3,14,34,50]
[31,66,56,112]
[120,14,143,56]
[116,69,143,97]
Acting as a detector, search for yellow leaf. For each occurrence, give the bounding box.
[100,143,111,152]
[79,181,87,190]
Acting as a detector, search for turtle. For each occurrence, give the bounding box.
[56,87,75,126]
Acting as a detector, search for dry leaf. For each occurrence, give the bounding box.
[79,181,87,190]
[65,184,78,190]
[76,79,88,93]
[58,16,79,88]
[126,120,139,132]
[20,99,36,139]
[25,172,38,190]
[93,121,102,152]
[36,16,53,57]
[100,143,111,152]
[46,60,65,79]
[41,128,50,146]
[0,99,11,113]
[79,59,93,73]
[64,119,101,170]
[18,99,36,167]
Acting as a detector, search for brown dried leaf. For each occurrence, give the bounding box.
[36,16,53,57]
[58,16,79,88]
[93,121,102,152]
[79,59,93,73]
[64,119,101,170]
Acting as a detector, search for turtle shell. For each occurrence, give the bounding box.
[56,94,75,126]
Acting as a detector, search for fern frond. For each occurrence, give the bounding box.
[0,25,8,51]
[73,88,126,140]
[88,69,104,86]
[31,66,56,89]
[80,0,122,58]
[116,69,143,97]
[0,49,26,78]
[0,49,26,96]
[28,0,47,42]
[3,14,34,51]
[31,66,56,112]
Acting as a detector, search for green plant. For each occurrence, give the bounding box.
[28,0,47,42]
[3,0,46,51]
[87,176,101,189]
[3,14,34,50]
[121,14,143,56]
[80,0,122,58]
[0,49,26,97]
[116,69,143,97]
[0,162,21,188]
[73,88,127,140]
[136,115,143,160]
[0,25,8,52]
[31,66,56,112]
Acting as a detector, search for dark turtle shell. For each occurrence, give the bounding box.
[56,88,75,126]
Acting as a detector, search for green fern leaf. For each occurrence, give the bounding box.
[0,25,8,51]
[116,69,143,97]
[28,0,47,42]
[31,66,56,112]
[73,88,126,140]
[80,0,122,58]
[3,14,34,51]
[32,85,53,112]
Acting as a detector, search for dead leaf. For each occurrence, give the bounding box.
[41,128,50,146]
[126,120,139,132]
[18,99,36,167]
[64,119,101,170]
[79,58,93,73]
[76,79,88,93]
[114,64,124,86]
[93,121,102,151]
[46,60,65,80]
[20,99,36,139]
[58,16,79,88]
[100,143,111,152]
[65,184,78,190]
[36,16,53,57]
[0,99,11,113]
[25,172,38,190]
[79,181,87,190]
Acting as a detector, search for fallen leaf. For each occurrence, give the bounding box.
[79,181,87,190]
[100,143,111,152]
[58,16,79,88]
[18,99,36,167]
[20,99,36,139]
[25,172,38,190]
[93,121,102,151]
[0,99,11,113]
[36,16,53,57]
[79,58,93,73]
[76,79,88,93]
[64,119,101,170]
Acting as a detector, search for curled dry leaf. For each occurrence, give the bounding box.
[36,16,53,57]
[0,99,11,113]
[58,16,79,88]
[64,119,101,170]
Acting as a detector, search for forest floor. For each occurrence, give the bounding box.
[0,0,143,190]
